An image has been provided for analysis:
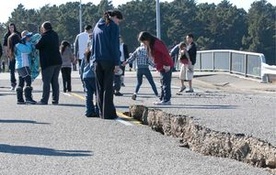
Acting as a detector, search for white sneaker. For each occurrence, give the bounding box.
[153,100,171,105]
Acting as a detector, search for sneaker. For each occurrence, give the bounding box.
[154,100,171,105]
[179,86,186,92]
[121,83,125,87]
[10,86,16,91]
[131,94,137,100]
[114,92,123,96]
[185,89,194,93]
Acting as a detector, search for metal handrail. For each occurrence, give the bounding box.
[181,49,269,82]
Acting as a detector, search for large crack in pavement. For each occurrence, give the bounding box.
[126,105,276,174]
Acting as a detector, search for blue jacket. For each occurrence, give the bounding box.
[92,18,120,66]
[15,42,32,69]
[80,58,95,80]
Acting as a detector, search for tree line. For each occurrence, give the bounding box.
[0,0,275,64]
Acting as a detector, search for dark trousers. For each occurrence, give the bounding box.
[61,67,72,92]
[17,66,32,88]
[120,62,125,76]
[9,59,16,87]
[18,75,31,88]
[135,68,158,95]
[95,61,117,119]
[41,65,61,104]
[159,69,172,102]
[113,75,121,92]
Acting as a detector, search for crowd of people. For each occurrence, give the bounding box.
[0,9,197,119]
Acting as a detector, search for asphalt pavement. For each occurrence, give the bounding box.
[0,70,275,175]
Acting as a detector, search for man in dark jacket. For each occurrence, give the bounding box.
[35,21,62,105]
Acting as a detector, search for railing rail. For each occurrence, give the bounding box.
[175,49,271,82]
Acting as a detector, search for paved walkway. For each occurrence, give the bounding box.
[0,70,275,175]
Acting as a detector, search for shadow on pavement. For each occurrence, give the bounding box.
[0,119,50,125]
[0,144,93,157]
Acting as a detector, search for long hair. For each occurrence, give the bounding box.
[137,31,157,57]
[5,23,19,36]
[103,10,123,24]
[7,33,21,60]
[60,40,71,55]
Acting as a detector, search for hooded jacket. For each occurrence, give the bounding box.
[15,42,32,69]
[92,18,120,66]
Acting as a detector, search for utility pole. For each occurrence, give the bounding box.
[79,0,82,33]
[156,0,161,39]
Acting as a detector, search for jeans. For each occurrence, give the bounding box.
[41,65,61,104]
[135,68,158,95]
[18,75,31,88]
[9,59,16,87]
[95,61,117,119]
[159,69,172,102]
[84,77,99,116]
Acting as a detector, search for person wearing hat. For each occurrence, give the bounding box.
[7,31,36,104]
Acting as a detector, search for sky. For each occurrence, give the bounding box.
[0,0,275,23]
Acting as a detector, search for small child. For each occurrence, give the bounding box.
[8,31,36,104]
[60,40,74,92]
[80,48,99,117]
[178,42,193,93]
[123,43,158,100]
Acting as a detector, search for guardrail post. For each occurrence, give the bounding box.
[212,52,215,71]
[244,54,248,77]
[199,52,202,71]
[229,51,232,74]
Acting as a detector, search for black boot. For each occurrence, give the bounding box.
[24,86,37,104]
[16,87,25,104]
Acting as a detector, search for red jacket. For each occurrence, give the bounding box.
[152,39,174,72]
